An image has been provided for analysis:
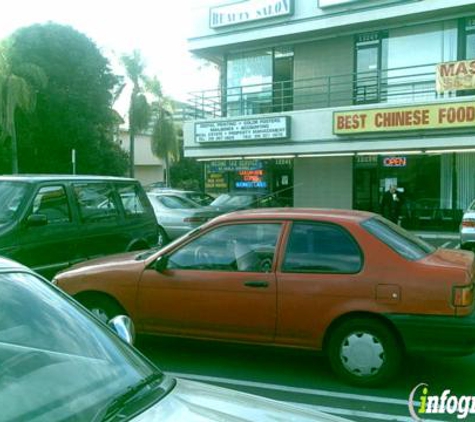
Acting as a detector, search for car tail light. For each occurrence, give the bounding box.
[461,219,475,228]
[453,284,474,307]
[184,217,207,223]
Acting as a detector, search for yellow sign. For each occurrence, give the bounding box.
[436,60,475,93]
[334,102,475,135]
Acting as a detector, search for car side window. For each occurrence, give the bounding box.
[167,223,281,272]
[117,183,148,217]
[73,183,119,222]
[282,222,362,274]
[31,186,71,224]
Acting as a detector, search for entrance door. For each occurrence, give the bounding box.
[355,168,380,212]
[273,48,293,112]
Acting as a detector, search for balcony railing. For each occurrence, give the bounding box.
[188,62,459,120]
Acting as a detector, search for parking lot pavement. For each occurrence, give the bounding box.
[411,231,460,249]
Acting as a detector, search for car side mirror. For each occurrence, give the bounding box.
[108,315,135,345]
[26,214,48,227]
[154,255,169,273]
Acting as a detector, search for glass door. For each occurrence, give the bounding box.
[354,32,384,104]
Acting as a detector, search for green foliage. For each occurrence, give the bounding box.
[6,23,128,175]
[170,157,203,191]
[0,39,47,172]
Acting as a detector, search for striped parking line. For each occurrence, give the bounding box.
[166,371,444,421]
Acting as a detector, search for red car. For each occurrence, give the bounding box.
[54,208,475,386]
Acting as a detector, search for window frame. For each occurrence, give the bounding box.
[166,221,283,273]
[281,220,364,274]
[31,184,72,225]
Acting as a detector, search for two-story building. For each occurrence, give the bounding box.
[184,0,475,227]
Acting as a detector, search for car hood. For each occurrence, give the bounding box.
[61,251,144,273]
[133,379,350,422]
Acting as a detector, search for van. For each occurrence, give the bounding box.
[0,175,158,279]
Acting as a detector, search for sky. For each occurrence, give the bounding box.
[0,0,221,108]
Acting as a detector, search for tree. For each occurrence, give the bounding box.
[0,40,47,173]
[7,23,128,175]
[148,77,179,187]
[121,50,150,177]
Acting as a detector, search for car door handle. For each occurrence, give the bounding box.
[244,281,269,288]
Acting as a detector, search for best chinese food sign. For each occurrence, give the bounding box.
[334,102,475,135]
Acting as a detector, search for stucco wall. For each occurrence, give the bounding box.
[293,36,354,109]
[294,156,353,208]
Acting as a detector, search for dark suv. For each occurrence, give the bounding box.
[0,175,158,279]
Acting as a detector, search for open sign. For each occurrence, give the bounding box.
[383,157,407,167]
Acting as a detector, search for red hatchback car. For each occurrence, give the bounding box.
[54,208,475,386]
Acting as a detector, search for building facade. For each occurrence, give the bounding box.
[184,0,475,228]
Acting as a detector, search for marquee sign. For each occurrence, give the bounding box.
[436,60,475,93]
[334,102,475,134]
[195,116,290,142]
[210,0,293,28]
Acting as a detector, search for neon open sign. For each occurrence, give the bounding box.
[383,157,407,167]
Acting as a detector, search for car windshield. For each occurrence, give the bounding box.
[0,270,166,422]
[361,216,436,260]
[0,182,28,224]
[211,194,255,207]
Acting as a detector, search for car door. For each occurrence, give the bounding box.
[275,221,364,349]
[72,182,124,259]
[15,184,80,279]
[137,222,283,342]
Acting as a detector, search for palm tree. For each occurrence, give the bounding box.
[121,50,150,177]
[0,42,47,173]
[148,77,179,187]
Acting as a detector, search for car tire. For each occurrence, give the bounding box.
[79,295,124,324]
[157,226,169,249]
[327,317,402,387]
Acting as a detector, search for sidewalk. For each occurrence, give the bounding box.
[410,230,459,240]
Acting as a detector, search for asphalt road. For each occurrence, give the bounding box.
[136,335,471,421]
[135,233,469,422]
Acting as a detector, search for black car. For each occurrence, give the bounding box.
[0,175,158,279]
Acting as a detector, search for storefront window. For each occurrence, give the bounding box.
[354,155,447,229]
[226,50,273,116]
[384,21,457,103]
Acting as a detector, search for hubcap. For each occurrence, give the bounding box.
[340,332,385,377]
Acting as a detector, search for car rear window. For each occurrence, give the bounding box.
[361,217,435,260]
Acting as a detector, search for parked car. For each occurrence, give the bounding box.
[54,208,475,387]
[0,175,158,279]
[210,191,282,212]
[0,256,350,422]
[460,199,475,250]
[145,187,215,206]
[147,191,220,246]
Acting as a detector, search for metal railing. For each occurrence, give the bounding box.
[188,62,459,120]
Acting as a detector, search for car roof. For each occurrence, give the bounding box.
[210,208,375,224]
[0,174,136,183]
[0,256,29,272]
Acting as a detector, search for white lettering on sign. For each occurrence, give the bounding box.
[210,0,292,29]
[195,117,290,142]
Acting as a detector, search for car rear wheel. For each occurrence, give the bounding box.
[79,295,124,324]
[327,317,402,387]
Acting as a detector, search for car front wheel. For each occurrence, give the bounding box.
[79,295,124,324]
[327,317,402,387]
